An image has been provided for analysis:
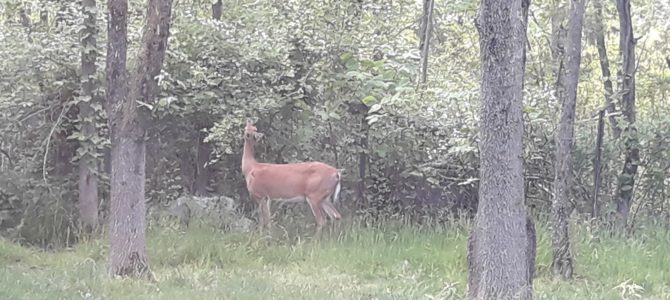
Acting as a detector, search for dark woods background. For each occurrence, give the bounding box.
[1,0,669,248]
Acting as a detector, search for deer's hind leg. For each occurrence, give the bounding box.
[321,200,341,221]
[306,195,327,235]
[321,200,342,235]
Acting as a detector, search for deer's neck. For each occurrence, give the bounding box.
[242,140,257,176]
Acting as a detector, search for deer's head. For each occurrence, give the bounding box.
[244,119,264,144]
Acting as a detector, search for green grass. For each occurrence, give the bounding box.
[1,219,669,299]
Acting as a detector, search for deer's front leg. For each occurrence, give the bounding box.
[258,197,271,229]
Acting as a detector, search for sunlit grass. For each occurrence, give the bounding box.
[1,218,669,299]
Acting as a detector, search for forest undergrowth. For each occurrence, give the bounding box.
[1,217,669,300]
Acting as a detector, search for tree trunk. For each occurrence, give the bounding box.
[521,0,530,79]
[212,0,222,20]
[549,1,566,56]
[614,0,639,230]
[593,0,621,139]
[107,0,173,277]
[40,1,48,27]
[468,1,533,299]
[78,0,100,233]
[192,129,212,196]
[592,110,605,218]
[468,212,536,299]
[551,0,585,280]
[358,105,369,208]
[419,0,434,83]
[106,0,139,276]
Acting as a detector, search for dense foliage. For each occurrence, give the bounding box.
[1,0,669,247]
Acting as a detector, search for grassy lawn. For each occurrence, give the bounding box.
[1,219,669,299]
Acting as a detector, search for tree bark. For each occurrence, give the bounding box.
[78,0,100,232]
[191,130,212,196]
[468,0,533,298]
[40,1,49,27]
[358,105,370,208]
[468,213,536,300]
[549,1,567,63]
[592,110,605,218]
[614,0,639,230]
[419,0,434,83]
[521,0,530,79]
[212,0,222,20]
[551,0,585,280]
[593,0,621,139]
[106,0,137,276]
[107,0,173,277]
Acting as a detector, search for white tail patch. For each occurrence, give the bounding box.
[332,172,342,204]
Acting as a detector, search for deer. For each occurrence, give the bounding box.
[241,119,342,232]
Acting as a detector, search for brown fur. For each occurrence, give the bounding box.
[241,120,342,230]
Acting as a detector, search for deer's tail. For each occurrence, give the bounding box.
[332,170,342,204]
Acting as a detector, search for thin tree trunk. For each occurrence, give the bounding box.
[593,0,621,139]
[19,8,31,28]
[18,7,32,42]
[468,0,532,298]
[614,0,639,230]
[358,105,370,208]
[551,0,585,280]
[107,0,173,277]
[78,0,100,232]
[521,0,536,287]
[40,2,48,27]
[212,0,222,20]
[419,0,434,83]
[192,129,212,196]
[592,110,605,218]
[521,0,530,80]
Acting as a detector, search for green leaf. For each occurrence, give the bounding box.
[339,52,353,63]
[376,149,387,158]
[523,105,536,113]
[362,95,377,106]
[345,58,359,71]
[382,69,396,80]
[345,71,369,80]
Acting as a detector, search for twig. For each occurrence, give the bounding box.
[17,103,56,124]
[0,148,12,167]
[327,121,339,168]
[42,103,69,184]
[390,17,421,40]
